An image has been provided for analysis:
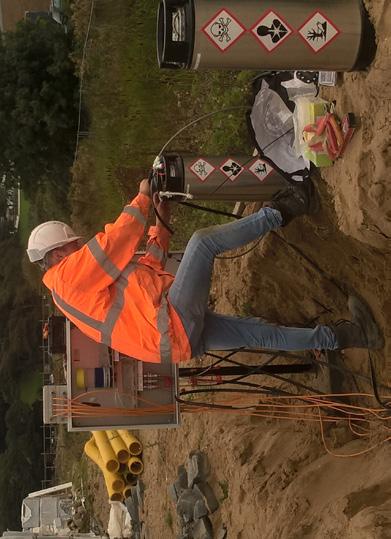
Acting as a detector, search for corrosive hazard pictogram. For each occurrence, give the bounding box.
[202,9,245,52]
[251,10,293,52]
[189,158,215,182]
[298,12,340,53]
[248,159,273,182]
[220,158,244,181]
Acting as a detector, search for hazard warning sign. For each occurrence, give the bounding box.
[250,10,293,52]
[202,9,245,52]
[248,159,273,182]
[219,158,244,181]
[189,158,215,182]
[298,12,340,53]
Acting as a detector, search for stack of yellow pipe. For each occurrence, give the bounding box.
[84,430,143,502]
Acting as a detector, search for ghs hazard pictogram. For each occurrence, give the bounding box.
[202,9,245,52]
[219,158,244,181]
[248,159,273,182]
[298,12,340,53]
[250,10,293,52]
[189,158,215,182]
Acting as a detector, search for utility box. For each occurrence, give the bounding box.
[43,252,184,431]
[157,0,375,72]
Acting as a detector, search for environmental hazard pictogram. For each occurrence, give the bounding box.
[189,158,215,182]
[202,9,245,52]
[250,10,293,52]
[219,158,244,181]
[248,159,273,182]
[298,12,340,53]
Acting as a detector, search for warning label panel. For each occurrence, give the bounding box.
[251,10,293,52]
[189,158,215,182]
[298,11,340,53]
[219,158,245,181]
[248,159,273,182]
[202,9,246,52]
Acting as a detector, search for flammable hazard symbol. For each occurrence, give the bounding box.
[248,159,273,182]
[298,12,340,53]
[250,10,293,52]
[189,158,215,182]
[219,158,244,181]
[202,9,245,52]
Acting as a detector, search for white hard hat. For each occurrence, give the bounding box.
[27,221,82,263]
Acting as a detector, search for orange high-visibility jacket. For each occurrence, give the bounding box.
[42,193,191,363]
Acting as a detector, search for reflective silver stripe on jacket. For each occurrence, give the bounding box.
[52,290,103,331]
[146,243,166,265]
[157,294,172,364]
[100,263,137,347]
[123,205,147,226]
[87,237,121,281]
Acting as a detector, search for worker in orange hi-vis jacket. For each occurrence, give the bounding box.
[27,179,383,364]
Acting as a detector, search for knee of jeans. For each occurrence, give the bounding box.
[190,226,218,245]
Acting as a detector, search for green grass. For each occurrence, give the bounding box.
[19,369,41,406]
[70,0,257,240]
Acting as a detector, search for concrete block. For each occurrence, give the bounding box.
[125,497,140,524]
[193,498,209,520]
[177,464,188,489]
[192,516,214,539]
[193,482,219,514]
[168,483,179,504]
[187,451,211,487]
[176,488,203,521]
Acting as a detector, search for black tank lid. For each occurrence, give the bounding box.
[156,0,195,69]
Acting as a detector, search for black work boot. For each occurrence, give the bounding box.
[330,295,384,350]
[266,180,319,226]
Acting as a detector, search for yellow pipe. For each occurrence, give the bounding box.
[92,431,119,473]
[107,430,130,463]
[84,438,125,492]
[110,491,124,502]
[123,484,133,499]
[118,430,143,456]
[128,456,144,475]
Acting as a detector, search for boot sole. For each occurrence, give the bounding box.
[348,294,385,350]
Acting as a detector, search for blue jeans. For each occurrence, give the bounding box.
[168,207,337,357]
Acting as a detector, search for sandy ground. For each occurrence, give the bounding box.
[92,1,391,537]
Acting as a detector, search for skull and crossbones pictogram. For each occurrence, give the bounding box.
[210,17,232,42]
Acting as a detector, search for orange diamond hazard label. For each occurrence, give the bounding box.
[189,158,215,182]
[248,159,273,182]
[220,158,244,181]
[298,12,340,53]
[202,9,245,52]
[251,10,293,52]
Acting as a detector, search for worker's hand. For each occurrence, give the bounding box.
[153,192,171,227]
[139,179,151,197]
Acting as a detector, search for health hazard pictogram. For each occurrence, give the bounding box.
[251,11,293,52]
[298,12,340,53]
[248,159,273,182]
[202,9,245,52]
[189,158,215,182]
[220,158,244,181]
